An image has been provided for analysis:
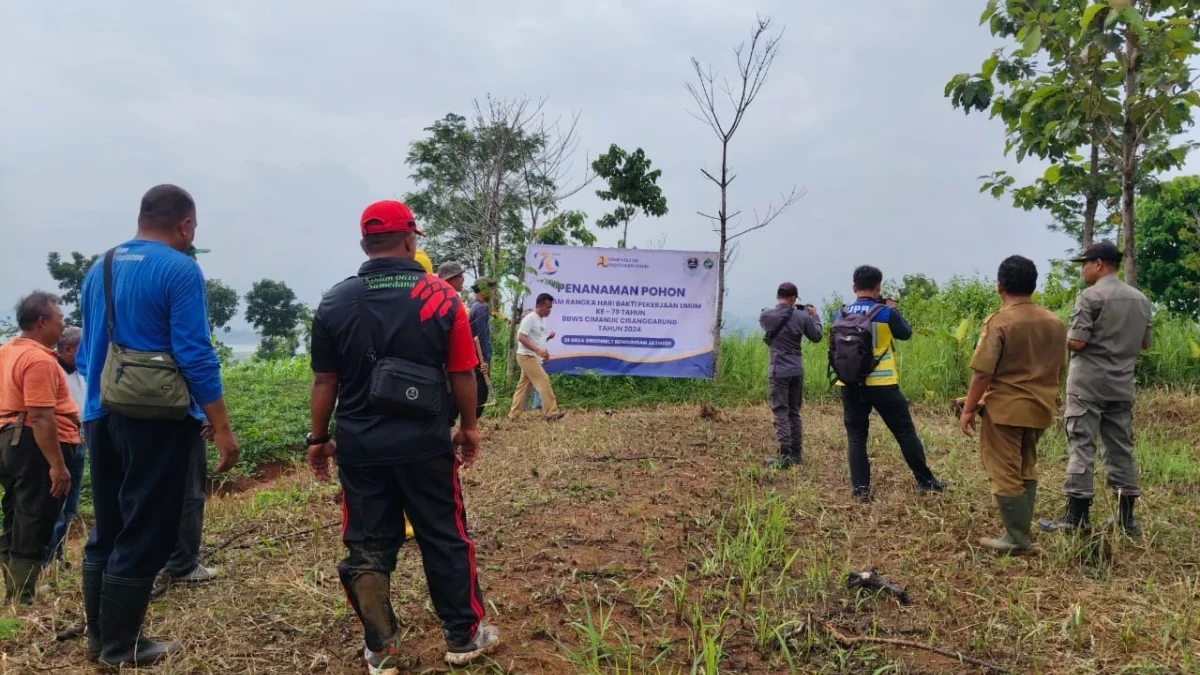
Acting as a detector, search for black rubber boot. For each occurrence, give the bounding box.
[765,446,798,469]
[1024,481,1037,518]
[97,575,182,668]
[1117,494,1142,537]
[82,565,104,662]
[1038,496,1091,533]
[5,557,42,605]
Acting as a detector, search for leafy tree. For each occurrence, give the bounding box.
[46,251,99,325]
[205,279,240,334]
[592,145,668,248]
[0,319,17,340]
[948,0,1200,285]
[534,210,596,247]
[1136,175,1200,319]
[244,279,303,359]
[686,16,804,378]
[899,273,940,301]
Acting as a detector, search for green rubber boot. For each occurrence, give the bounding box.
[980,495,1032,553]
[1024,481,1037,520]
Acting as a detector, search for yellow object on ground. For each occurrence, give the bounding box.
[404,512,414,538]
[415,249,433,273]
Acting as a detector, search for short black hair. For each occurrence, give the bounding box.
[997,255,1038,296]
[15,291,60,331]
[138,184,196,229]
[777,282,798,299]
[853,265,883,291]
[536,293,554,306]
[361,231,410,254]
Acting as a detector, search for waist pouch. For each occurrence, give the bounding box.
[369,357,446,418]
[100,342,191,420]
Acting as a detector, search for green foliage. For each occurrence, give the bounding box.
[948,0,1200,272]
[0,319,17,340]
[535,210,596,247]
[0,617,21,640]
[205,278,240,334]
[46,251,98,325]
[219,359,312,474]
[592,144,668,248]
[1136,175,1200,319]
[898,273,939,301]
[244,279,303,358]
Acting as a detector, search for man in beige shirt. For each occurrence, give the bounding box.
[960,256,1066,553]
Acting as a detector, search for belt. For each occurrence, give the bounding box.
[0,412,28,446]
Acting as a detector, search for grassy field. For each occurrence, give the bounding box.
[3,392,1198,673]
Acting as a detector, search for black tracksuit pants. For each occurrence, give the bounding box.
[841,385,937,490]
[338,452,485,651]
[83,414,197,580]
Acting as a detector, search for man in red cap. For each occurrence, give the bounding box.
[306,200,498,673]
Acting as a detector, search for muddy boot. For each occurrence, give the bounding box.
[979,495,1031,553]
[1024,481,1037,519]
[1116,494,1142,537]
[97,575,182,667]
[1038,496,1091,533]
[82,565,104,662]
[5,557,42,605]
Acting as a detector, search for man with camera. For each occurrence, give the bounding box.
[759,282,822,467]
[306,200,498,674]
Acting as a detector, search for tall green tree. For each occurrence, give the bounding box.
[948,1,1200,285]
[592,145,668,248]
[244,279,303,360]
[46,251,98,325]
[205,279,240,334]
[1136,175,1200,319]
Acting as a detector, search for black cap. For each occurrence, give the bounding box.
[1071,241,1123,264]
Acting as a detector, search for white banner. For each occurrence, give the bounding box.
[522,245,719,378]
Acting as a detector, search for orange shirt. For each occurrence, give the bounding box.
[0,337,81,443]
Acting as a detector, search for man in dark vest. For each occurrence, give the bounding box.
[759,282,822,467]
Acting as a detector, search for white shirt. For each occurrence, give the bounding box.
[516,312,549,357]
[65,369,86,410]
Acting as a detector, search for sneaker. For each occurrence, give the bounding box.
[852,486,872,503]
[445,623,501,666]
[364,644,402,675]
[173,564,219,583]
[917,478,946,494]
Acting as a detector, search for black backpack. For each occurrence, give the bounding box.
[828,304,887,386]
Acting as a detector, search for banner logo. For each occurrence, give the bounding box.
[534,251,560,275]
[597,256,609,267]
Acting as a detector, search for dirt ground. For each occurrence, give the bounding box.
[3,396,1198,674]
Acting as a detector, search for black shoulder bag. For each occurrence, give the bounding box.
[762,305,796,346]
[357,277,447,418]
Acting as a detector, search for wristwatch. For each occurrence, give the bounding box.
[306,433,331,447]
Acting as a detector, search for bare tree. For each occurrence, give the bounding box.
[504,111,595,378]
[686,15,804,379]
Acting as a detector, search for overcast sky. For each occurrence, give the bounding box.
[2,1,1197,332]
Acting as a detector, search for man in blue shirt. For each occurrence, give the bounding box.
[468,277,494,417]
[76,185,239,667]
[835,265,943,501]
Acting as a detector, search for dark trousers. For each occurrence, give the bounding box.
[841,385,936,489]
[164,433,207,577]
[337,453,485,651]
[46,443,87,563]
[0,428,67,564]
[83,414,197,580]
[768,375,803,455]
[451,368,490,424]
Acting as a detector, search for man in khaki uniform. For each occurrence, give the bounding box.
[960,256,1066,553]
[1040,242,1152,536]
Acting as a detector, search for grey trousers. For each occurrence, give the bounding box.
[163,433,207,577]
[769,375,803,454]
[1063,395,1140,499]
